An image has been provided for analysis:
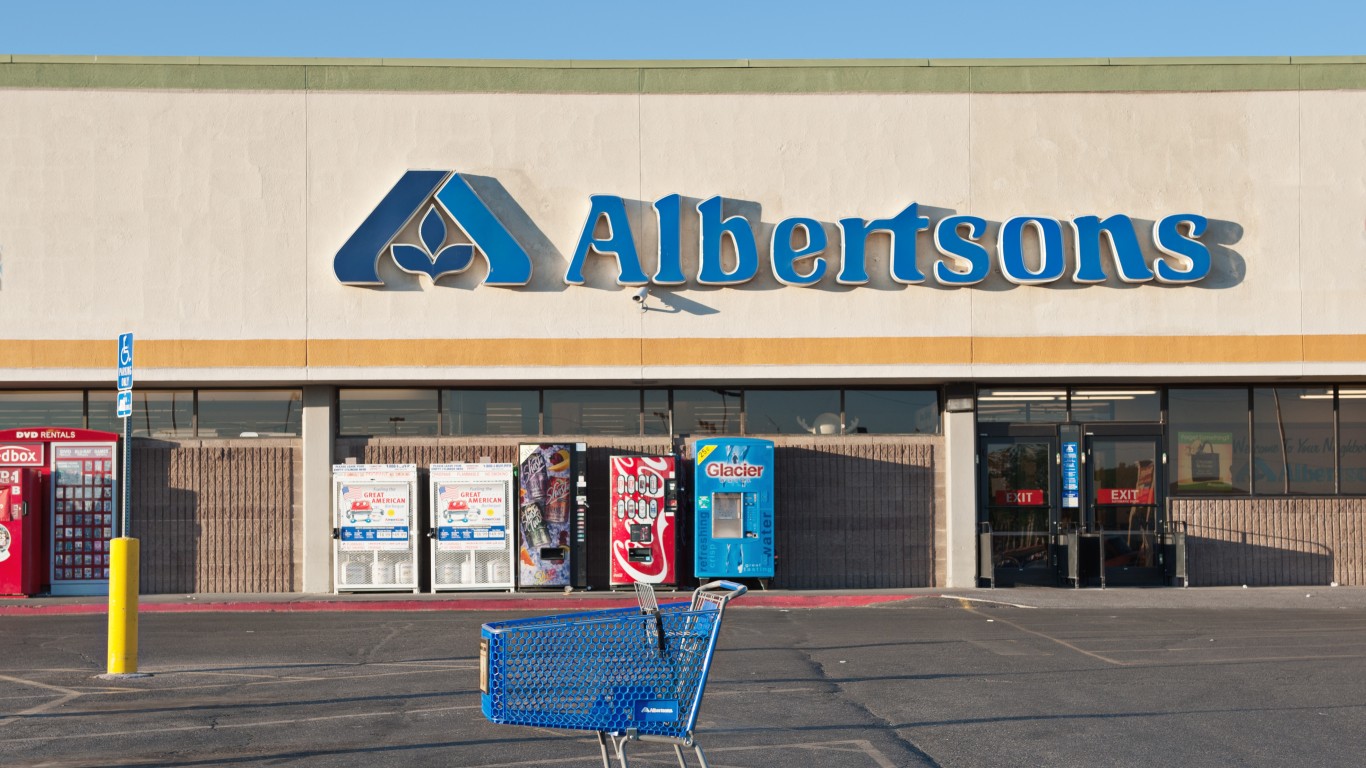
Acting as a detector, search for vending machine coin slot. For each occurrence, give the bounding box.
[628,548,652,563]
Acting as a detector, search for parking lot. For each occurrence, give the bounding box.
[3,592,1366,766]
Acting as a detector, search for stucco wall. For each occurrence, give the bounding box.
[1,59,1363,386]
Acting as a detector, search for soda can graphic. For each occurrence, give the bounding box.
[521,452,549,503]
[544,476,570,525]
[520,501,552,549]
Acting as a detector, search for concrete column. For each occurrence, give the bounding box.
[301,386,335,593]
[943,406,978,588]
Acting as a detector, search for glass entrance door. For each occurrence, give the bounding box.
[980,433,1058,586]
[1085,433,1164,586]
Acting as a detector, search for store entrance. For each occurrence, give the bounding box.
[978,423,1169,587]
[979,426,1059,586]
[1083,427,1165,586]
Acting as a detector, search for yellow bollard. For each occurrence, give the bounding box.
[107,537,140,675]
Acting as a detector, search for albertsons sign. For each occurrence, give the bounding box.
[334,171,1212,289]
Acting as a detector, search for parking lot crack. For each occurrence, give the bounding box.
[796,645,943,767]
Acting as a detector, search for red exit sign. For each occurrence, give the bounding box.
[994,490,1045,506]
[1098,488,1155,505]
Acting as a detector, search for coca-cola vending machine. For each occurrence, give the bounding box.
[608,455,679,588]
[516,443,588,589]
[0,465,42,596]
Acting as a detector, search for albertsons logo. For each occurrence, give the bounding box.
[333,171,532,287]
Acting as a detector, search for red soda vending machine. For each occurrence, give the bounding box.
[516,443,588,589]
[0,465,42,596]
[608,455,679,587]
[0,428,119,596]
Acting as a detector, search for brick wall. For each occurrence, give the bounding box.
[133,439,299,594]
[1170,497,1366,586]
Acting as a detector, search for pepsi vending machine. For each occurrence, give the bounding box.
[429,462,516,591]
[608,455,679,588]
[693,438,775,580]
[516,443,588,589]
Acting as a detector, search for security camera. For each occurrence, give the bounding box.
[631,286,650,303]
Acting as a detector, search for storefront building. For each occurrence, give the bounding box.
[2,55,1363,593]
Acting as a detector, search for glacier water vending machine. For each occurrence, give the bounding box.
[516,443,588,589]
[429,462,516,591]
[608,454,679,588]
[332,463,419,593]
[694,437,775,580]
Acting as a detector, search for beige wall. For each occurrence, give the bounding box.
[1,79,1364,384]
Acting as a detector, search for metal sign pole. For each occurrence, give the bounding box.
[122,414,131,537]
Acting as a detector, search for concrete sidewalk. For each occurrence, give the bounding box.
[3,585,1365,614]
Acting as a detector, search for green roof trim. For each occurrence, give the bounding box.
[1,55,1365,93]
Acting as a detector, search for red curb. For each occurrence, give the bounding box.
[0,593,922,616]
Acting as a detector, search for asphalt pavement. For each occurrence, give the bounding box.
[2,588,1366,766]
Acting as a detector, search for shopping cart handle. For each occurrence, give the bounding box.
[697,580,747,599]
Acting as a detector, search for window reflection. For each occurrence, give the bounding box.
[845,390,939,434]
[1168,389,1249,495]
[543,390,641,435]
[198,390,302,437]
[745,390,839,434]
[977,389,1067,423]
[673,389,741,435]
[338,389,437,437]
[0,391,85,430]
[1069,389,1160,423]
[89,391,193,437]
[442,390,537,435]
[1341,389,1366,494]
[1253,387,1334,495]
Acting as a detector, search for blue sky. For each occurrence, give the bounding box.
[1,0,1362,60]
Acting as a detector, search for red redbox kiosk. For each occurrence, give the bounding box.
[0,465,42,596]
[0,427,120,596]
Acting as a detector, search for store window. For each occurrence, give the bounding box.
[673,389,741,435]
[338,389,437,436]
[543,390,641,435]
[89,390,193,437]
[0,391,85,429]
[442,390,537,435]
[644,389,670,436]
[1341,389,1366,494]
[745,390,840,434]
[198,390,302,437]
[1253,387,1335,495]
[845,389,940,434]
[1069,389,1160,423]
[1168,388,1250,495]
[977,389,1068,423]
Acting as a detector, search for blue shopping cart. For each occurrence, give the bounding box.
[480,580,747,767]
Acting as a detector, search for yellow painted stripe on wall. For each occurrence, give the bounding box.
[972,335,1309,365]
[2,335,1363,369]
